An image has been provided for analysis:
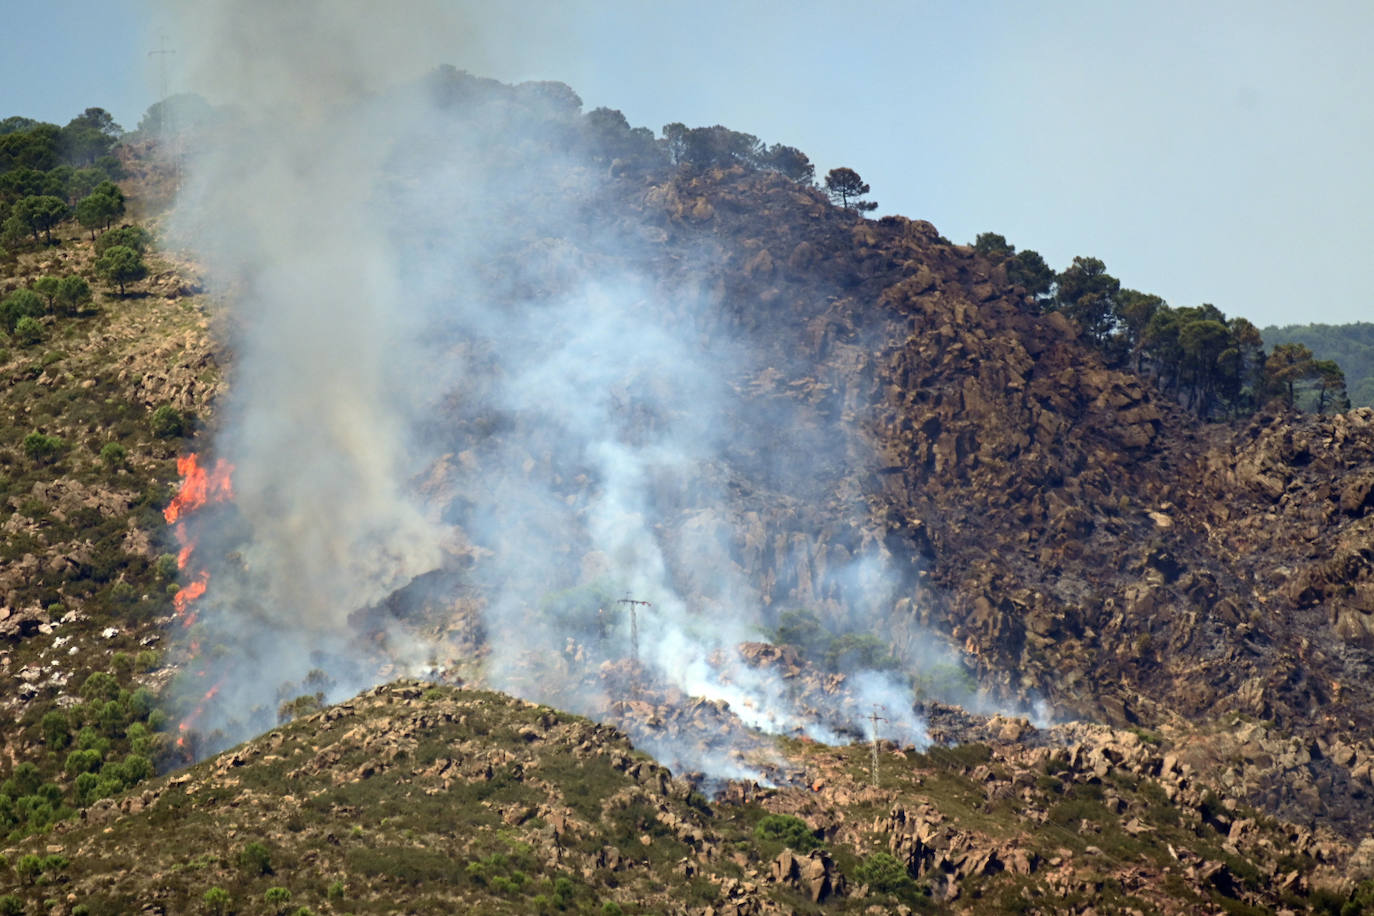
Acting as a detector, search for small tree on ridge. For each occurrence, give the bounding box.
[824,167,877,212]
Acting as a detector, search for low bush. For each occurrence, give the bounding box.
[239,840,273,876]
[754,813,822,852]
[853,851,914,894]
[149,405,184,438]
[22,431,65,464]
[13,315,44,345]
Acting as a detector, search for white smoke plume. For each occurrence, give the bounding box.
[157,1,1024,777]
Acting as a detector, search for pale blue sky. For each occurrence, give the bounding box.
[5,1,1371,328]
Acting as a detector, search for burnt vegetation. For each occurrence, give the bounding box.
[1,70,1374,914]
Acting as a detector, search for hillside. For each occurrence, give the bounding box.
[2,680,1362,915]
[1,74,1374,913]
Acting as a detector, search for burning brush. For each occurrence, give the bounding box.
[164,453,234,752]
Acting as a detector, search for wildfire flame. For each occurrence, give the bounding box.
[172,574,208,614]
[165,452,235,753]
[164,453,234,525]
[176,683,223,749]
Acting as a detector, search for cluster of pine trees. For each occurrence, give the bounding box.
[1261,322,1374,409]
[0,109,152,305]
[0,109,128,251]
[973,234,1350,419]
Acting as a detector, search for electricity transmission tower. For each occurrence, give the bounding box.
[867,706,888,788]
[147,35,180,183]
[149,34,175,106]
[617,596,652,696]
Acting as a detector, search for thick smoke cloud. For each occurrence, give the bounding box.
[159,1,1017,778]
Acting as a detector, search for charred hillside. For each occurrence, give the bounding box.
[591,161,1374,823]
[155,69,1374,828]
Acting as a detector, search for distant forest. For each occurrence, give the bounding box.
[1262,323,1374,409]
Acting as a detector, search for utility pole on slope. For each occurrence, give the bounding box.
[868,706,888,789]
[149,34,175,106]
[617,595,652,696]
[147,35,179,184]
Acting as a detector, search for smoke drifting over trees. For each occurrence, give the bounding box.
[158,0,1003,776]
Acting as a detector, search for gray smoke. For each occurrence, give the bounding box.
[158,1,1025,777]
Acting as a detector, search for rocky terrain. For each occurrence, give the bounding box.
[2,77,1374,913]
[3,680,1363,915]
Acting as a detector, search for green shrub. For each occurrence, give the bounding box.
[3,762,41,798]
[772,608,824,648]
[75,726,110,754]
[277,693,324,724]
[0,288,43,333]
[154,553,178,580]
[94,225,151,256]
[264,886,291,909]
[94,245,147,295]
[32,276,59,310]
[128,687,155,721]
[22,431,65,463]
[15,853,43,883]
[754,813,822,852]
[41,710,70,749]
[203,886,230,915]
[99,442,126,467]
[149,404,185,438]
[55,275,92,315]
[0,895,22,916]
[552,875,577,907]
[118,753,153,784]
[853,851,914,894]
[73,771,99,805]
[111,652,134,679]
[239,841,273,876]
[13,315,44,345]
[80,672,120,703]
[823,632,899,671]
[126,722,154,757]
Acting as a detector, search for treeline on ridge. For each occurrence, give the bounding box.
[1261,322,1374,409]
[420,68,1351,423]
[971,235,1351,420]
[9,70,1352,427]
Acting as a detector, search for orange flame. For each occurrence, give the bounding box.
[176,682,223,749]
[166,453,234,754]
[173,574,208,614]
[164,453,234,524]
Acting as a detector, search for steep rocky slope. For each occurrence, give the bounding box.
[571,163,1374,833]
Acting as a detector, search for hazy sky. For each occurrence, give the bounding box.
[5,0,1371,328]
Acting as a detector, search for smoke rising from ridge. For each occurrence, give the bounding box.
[160,1,1020,777]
